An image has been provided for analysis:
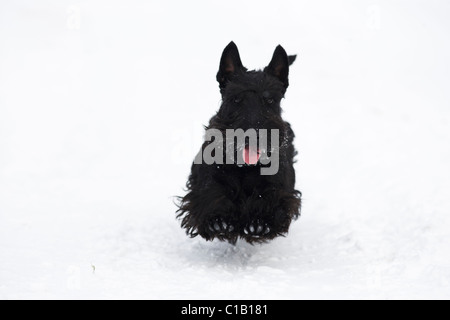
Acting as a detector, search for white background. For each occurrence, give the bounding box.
[1,0,450,299]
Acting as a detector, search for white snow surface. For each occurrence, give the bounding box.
[1,0,450,300]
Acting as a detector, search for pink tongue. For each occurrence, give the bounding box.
[243,146,261,165]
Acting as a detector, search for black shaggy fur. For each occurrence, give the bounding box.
[177,42,302,244]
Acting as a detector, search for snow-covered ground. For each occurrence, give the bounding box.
[1,0,450,300]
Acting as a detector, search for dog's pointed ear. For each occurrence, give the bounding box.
[217,41,246,90]
[288,55,297,66]
[264,45,291,89]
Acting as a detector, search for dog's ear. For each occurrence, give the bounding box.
[265,45,291,89]
[217,41,246,90]
[288,55,297,66]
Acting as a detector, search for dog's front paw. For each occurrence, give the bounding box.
[242,219,272,241]
[208,217,235,235]
[201,217,239,243]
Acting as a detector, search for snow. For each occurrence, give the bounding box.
[1,0,450,300]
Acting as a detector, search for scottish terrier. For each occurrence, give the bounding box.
[177,42,301,244]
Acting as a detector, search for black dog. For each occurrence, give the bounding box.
[177,42,301,244]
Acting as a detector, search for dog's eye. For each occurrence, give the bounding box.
[266,98,274,105]
[233,98,242,104]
